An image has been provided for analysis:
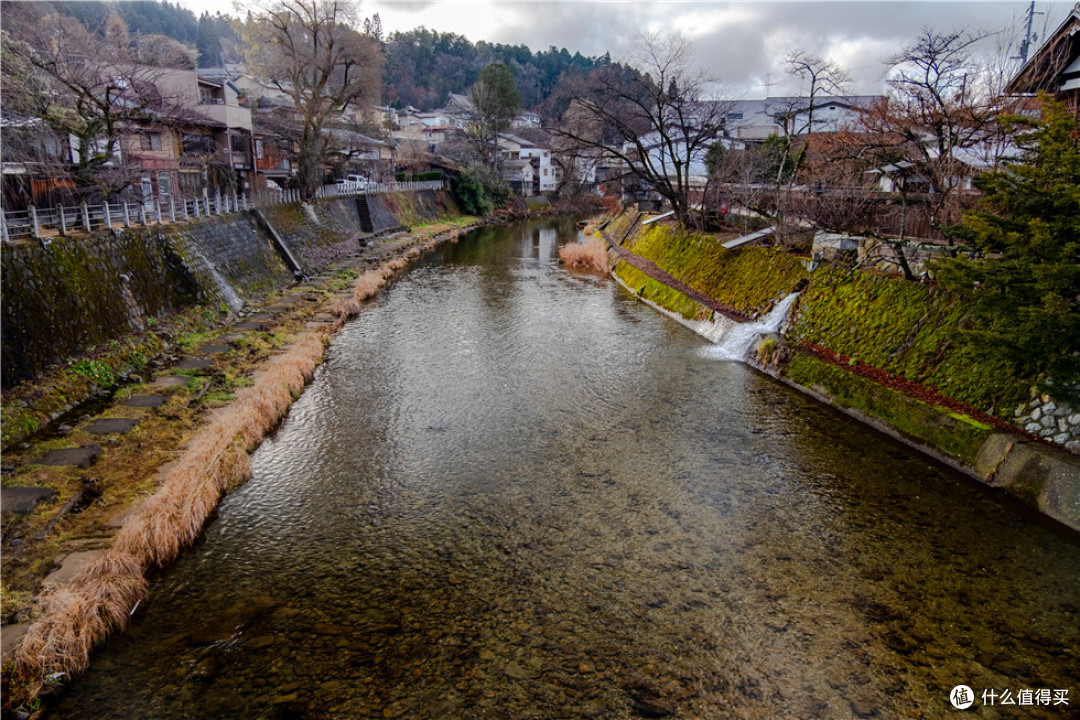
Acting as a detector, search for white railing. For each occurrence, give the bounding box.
[0,179,444,243]
[313,179,444,199]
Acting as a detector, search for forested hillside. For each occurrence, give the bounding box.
[382,28,612,112]
[24,1,619,114]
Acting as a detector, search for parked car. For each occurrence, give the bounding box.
[334,174,374,192]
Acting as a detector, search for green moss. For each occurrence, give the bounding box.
[614,261,705,320]
[785,352,992,464]
[627,224,809,316]
[788,268,1029,415]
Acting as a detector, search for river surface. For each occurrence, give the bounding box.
[55,218,1080,719]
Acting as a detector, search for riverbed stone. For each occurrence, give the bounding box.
[37,444,102,468]
[152,375,191,388]
[216,334,245,343]
[175,358,213,371]
[234,322,266,331]
[120,394,167,408]
[86,418,139,435]
[2,486,56,514]
[196,344,231,355]
[503,661,539,679]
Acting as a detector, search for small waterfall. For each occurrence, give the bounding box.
[184,240,245,311]
[207,264,245,311]
[706,292,799,362]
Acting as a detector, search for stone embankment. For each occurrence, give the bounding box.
[598,211,1080,533]
[0,191,480,712]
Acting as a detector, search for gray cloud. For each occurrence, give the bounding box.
[373,1,1072,97]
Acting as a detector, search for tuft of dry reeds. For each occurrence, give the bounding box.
[9,332,328,707]
[558,234,610,275]
[12,549,146,703]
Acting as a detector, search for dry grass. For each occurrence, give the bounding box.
[559,234,610,275]
[11,549,145,702]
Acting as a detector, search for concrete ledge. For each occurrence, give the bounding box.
[977,433,1080,530]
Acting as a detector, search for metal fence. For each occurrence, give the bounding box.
[1,179,445,244]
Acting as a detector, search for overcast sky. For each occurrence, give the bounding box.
[188,1,1073,97]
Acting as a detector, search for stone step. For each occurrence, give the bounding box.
[151,376,192,388]
[42,550,107,590]
[37,445,102,468]
[195,344,231,355]
[119,394,167,409]
[1,486,56,514]
[175,359,213,371]
[85,418,139,435]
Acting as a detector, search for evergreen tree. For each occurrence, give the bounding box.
[934,96,1080,400]
[196,12,224,67]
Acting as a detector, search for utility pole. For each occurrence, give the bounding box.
[1017,1,1045,64]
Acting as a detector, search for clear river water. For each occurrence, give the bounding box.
[54,218,1080,719]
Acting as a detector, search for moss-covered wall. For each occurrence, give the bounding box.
[787,269,1027,416]
[2,191,461,388]
[626,223,809,317]
[1,232,200,387]
[615,214,1037,421]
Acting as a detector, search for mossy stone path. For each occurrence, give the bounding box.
[1,486,56,514]
[85,418,140,435]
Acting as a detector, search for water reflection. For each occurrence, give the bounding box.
[54,218,1080,720]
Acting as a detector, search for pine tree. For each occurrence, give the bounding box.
[934,96,1080,400]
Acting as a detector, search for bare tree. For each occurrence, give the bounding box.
[3,11,187,200]
[759,51,852,241]
[552,32,728,227]
[245,0,383,200]
[859,29,1005,244]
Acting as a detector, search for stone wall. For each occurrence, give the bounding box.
[2,231,200,387]
[260,190,459,275]
[1015,392,1080,453]
[2,191,461,388]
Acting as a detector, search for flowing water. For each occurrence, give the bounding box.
[706,292,800,362]
[54,218,1080,720]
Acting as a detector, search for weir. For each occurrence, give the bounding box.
[706,292,799,361]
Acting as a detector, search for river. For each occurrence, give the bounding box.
[54,217,1080,719]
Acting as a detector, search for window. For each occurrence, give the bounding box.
[140,132,163,151]
[727,113,744,121]
[158,176,172,197]
[230,133,248,152]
